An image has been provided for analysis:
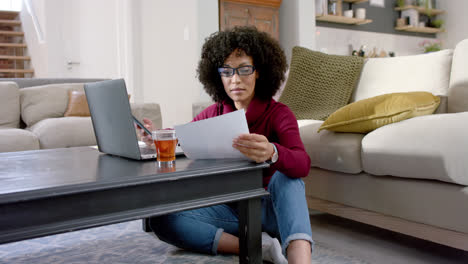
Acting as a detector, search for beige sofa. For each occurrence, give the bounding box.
[0,79,162,153]
[191,39,468,251]
[299,39,468,251]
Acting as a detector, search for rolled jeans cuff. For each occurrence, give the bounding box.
[211,228,224,255]
[282,233,314,255]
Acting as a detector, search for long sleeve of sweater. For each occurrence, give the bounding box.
[268,106,311,179]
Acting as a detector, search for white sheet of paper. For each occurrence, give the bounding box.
[174,109,250,160]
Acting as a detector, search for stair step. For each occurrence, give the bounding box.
[0,69,34,73]
[0,43,26,48]
[0,30,24,36]
[0,19,21,26]
[0,11,19,20]
[0,55,30,60]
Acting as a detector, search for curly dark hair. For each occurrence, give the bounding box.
[197,26,287,103]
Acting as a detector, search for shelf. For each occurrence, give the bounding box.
[343,0,368,4]
[395,5,444,16]
[395,25,443,34]
[316,15,372,25]
[0,69,34,73]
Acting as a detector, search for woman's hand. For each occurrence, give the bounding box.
[232,133,275,163]
[136,118,155,146]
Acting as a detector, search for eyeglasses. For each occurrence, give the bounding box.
[218,65,256,77]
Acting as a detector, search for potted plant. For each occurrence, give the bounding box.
[419,39,442,53]
[430,19,444,28]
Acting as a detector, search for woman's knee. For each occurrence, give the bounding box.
[268,171,305,195]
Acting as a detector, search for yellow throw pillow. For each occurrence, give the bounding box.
[318,92,440,133]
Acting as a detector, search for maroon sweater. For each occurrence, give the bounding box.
[193,97,311,187]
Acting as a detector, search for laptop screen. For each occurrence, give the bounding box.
[84,79,143,160]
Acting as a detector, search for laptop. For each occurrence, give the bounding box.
[84,79,159,160]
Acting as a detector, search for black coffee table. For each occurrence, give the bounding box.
[0,147,269,263]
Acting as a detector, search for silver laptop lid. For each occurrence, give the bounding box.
[84,79,143,160]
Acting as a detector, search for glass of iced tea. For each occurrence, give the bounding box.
[152,129,178,166]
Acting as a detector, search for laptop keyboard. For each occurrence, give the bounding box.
[140,147,156,155]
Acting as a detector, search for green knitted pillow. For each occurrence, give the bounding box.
[279,47,364,120]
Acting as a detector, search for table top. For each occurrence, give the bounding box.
[0,147,268,203]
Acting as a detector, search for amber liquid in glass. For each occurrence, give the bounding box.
[154,139,178,162]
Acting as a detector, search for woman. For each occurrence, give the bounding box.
[139,26,312,264]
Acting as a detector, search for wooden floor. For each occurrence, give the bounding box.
[309,213,468,264]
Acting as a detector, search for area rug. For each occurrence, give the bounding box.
[0,220,366,264]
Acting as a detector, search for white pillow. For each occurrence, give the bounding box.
[20,83,84,127]
[352,49,453,103]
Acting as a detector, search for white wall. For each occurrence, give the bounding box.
[20,0,47,76]
[196,0,219,103]
[279,0,316,62]
[314,0,466,56]
[315,26,435,56]
[139,0,218,128]
[437,0,468,49]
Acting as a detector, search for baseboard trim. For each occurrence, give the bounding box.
[307,196,468,251]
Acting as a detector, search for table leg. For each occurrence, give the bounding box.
[142,218,152,232]
[238,198,262,264]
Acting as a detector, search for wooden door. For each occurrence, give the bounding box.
[219,0,282,40]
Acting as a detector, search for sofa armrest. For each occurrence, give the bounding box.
[130,102,162,130]
[192,101,213,119]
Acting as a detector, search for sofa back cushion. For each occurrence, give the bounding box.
[448,38,468,113]
[0,82,21,128]
[352,50,453,110]
[20,83,84,127]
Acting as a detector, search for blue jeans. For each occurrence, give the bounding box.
[149,171,313,255]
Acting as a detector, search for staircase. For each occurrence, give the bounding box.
[0,10,33,78]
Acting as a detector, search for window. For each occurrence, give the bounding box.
[0,0,22,11]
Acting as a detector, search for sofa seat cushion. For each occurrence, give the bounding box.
[352,49,453,106]
[28,117,96,149]
[299,120,364,174]
[0,82,20,128]
[0,128,39,152]
[304,168,468,234]
[362,112,468,186]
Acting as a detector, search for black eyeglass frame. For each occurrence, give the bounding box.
[217,65,256,77]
